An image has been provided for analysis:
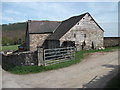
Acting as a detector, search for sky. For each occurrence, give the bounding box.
[1,2,118,37]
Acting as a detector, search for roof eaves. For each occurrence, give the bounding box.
[29,32,53,34]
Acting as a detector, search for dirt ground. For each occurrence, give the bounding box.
[2,50,118,88]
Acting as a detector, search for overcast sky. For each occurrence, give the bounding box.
[2,2,118,37]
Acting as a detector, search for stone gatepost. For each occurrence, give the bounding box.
[37,47,44,66]
[75,43,82,51]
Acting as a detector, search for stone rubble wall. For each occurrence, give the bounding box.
[2,51,38,66]
[104,37,120,47]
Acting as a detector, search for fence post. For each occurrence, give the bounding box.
[37,46,44,66]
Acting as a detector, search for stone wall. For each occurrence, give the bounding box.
[2,51,38,66]
[29,34,50,51]
[104,37,120,47]
[60,13,104,51]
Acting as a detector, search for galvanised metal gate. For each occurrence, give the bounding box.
[43,47,75,66]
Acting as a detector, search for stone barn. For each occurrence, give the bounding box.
[25,12,104,51]
[25,20,61,51]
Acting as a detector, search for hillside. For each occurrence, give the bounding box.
[2,22,27,46]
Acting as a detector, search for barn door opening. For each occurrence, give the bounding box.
[62,41,75,47]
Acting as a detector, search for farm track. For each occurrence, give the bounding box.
[2,50,118,88]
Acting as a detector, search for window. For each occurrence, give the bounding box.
[74,33,76,38]
[84,34,86,38]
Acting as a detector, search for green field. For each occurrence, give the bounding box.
[1,45,20,51]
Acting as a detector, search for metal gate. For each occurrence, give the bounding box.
[43,47,75,66]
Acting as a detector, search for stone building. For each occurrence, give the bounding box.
[25,12,104,51]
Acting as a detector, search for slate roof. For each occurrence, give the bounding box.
[28,20,61,34]
[47,13,86,40]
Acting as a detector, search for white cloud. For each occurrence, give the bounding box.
[2,17,14,22]
[12,2,74,21]
[86,2,118,23]
[5,9,21,15]
[87,2,117,14]
[1,1,118,37]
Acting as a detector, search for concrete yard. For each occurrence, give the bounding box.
[2,50,118,88]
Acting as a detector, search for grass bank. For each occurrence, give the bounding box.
[2,46,120,74]
[1,45,20,51]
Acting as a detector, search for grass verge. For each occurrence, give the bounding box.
[2,46,120,74]
[1,45,20,51]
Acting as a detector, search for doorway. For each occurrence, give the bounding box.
[91,42,94,49]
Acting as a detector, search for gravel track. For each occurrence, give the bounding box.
[2,50,118,88]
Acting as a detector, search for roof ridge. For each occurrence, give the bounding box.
[28,12,88,23]
[62,12,87,22]
[28,20,62,22]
